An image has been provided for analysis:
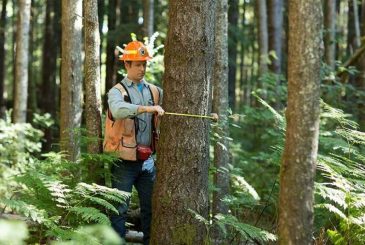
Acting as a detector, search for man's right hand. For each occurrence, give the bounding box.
[138,105,165,116]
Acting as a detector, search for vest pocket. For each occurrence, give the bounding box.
[123,118,135,136]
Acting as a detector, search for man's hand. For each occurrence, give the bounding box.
[138,105,165,116]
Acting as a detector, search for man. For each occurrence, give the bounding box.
[104,40,164,245]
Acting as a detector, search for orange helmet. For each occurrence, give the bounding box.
[119,41,152,61]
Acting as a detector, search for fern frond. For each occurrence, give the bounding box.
[84,195,119,215]
[315,203,347,220]
[69,207,110,225]
[0,198,47,224]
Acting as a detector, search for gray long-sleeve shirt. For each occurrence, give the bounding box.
[108,77,162,146]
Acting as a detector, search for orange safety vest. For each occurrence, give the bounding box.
[103,82,160,161]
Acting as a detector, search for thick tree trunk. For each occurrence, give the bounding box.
[84,0,102,155]
[256,0,268,76]
[143,0,154,38]
[212,0,229,242]
[150,0,215,244]
[228,0,238,111]
[0,0,7,118]
[324,0,337,69]
[268,0,283,75]
[278,1,322,244]
[13,0,31,123]
[60,0,83,162]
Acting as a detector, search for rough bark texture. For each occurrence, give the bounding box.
[256,0,268,76]
[228,0,238,110]
[150,0,215,244]
[143,0,154,38]
[84,0,102,154]
[13,0,31,123]
[212,0,230,242]
[60,0,82,162]
[0,0,7,117]
[268,0,283,75]
[324,0,336,69]
[278,1,322,244]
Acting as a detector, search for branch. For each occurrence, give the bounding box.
[336,44,365,77]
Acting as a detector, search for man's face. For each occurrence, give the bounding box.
[125,61,147,82]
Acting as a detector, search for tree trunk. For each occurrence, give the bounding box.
[104,0,116,109]
[324,0,337,69]
[84,0,102,155]
[212,0,229,242]
[60,0,83,162]
[150,0,215,244]
[27,1,37,122]
[41,0,60,151]
[0,0,8,118]
[143,0,154,38]
[13,0,31,123]
[256,0,268,76]
[347,0,361,55]
[228,0,238,111]
[268,0,283,75]
[278,1,322,244]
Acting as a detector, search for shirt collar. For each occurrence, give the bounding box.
[123,77,148,88]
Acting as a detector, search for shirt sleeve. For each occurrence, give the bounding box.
[108,88,139,119]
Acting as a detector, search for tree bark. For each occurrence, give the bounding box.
[278,1,322,244]
[212,0,229,242]
[324,0,337,69]
[228,0,238,111]
[13,0,31,123]
[143,0,154,38]
[84,0,102,155]
[150,0,215,244]
[60,0,83,162]
[0,0,8,118]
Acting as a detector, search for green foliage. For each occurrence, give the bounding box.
[0,116,128,243]
[0,220,29,245]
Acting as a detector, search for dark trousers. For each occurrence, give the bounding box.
[110,160,155,245]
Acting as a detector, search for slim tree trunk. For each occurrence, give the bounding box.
[268,0,283,75]
[212,0,229,242]
[256,0,268,76]
[143,0,154,38]
[60,0,82,162]
[150,0,215,244]
[324,0,337,69]
[0,0,8,117]
[104,0,116,109]
[13,0,31,123]
[84,0,102,154]
[278,1,323,244]
[228,0,238,110]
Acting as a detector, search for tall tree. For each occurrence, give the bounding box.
[143,0,154,38]
[104,0,117,108]
[212,0,229,242]
[268,0,283,75]
[256,0,268,76]
[150,0,215,244]
[60,0,83,161]
[0,0,8,117]
[41,0,61,151]
[13,0,31,123]
[324,0,337,69]
[228,0,238,110]
[84,0,102,155]
[278,1,323,244]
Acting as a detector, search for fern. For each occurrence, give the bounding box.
[69,207,111,225]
